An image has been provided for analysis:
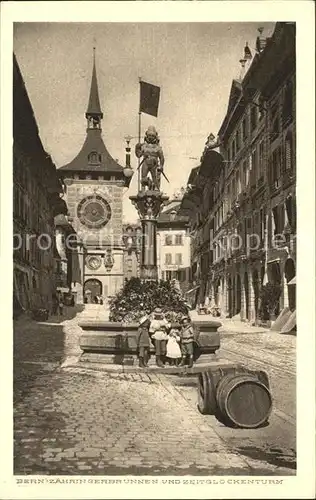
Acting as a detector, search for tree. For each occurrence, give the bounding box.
[109,277,189,323]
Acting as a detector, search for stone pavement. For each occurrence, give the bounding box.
[14,305,296,476]
[189,310,270,334]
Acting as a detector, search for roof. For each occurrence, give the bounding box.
[218,23,295,140]
[59,128,124,173]
[158,199,189,226]
[187,166,200,185]
[59,50,123,176]
[13,53,63,194]
[199,150,223,178]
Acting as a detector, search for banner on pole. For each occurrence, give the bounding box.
[139,81,160,117]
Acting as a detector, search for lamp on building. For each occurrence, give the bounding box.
[123,135,134,178]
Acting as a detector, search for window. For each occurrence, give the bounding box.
[285,132,293,171]
[251,149,257,184]
[236,169,241,195]
[166,270,172,280]
[175,253,182,265]
[259,96,266,119]
[178,269,186,282]
[260,208,265,245]
[271,147,282,186]
[236,130,240,152]
[285,196,296,230]
[232,177,236,201]
[232,140,236,159]
[283,80,293,123]
[270,102,280,141]
[227,183,231,211]
[242,160,248,187]
[175,234,183,245]
[165,253,172,265]
[242,118,247,141]
[165,234,173,246]
[250,106,258,132]
[88,151,100,164]
[253,212,260,238]
[258,141,264,179]
[272,205,285,235]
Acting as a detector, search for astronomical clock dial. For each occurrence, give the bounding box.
[77,195,112,229]
[85,255,102,271]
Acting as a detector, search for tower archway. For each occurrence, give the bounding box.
[84,279,102,304]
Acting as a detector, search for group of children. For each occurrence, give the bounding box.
[137,307,195,369]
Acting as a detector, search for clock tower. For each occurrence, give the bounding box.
[59,49,131,304]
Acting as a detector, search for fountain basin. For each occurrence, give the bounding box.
[79,320,221,357]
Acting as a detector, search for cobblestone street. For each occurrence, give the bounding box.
[14,306,296,476]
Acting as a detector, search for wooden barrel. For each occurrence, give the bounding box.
[216,373,272,429]
[197,371,218,415]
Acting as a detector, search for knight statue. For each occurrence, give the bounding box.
[135,126,165,191]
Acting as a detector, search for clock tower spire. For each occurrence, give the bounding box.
[85,46,103,130]
[59,48,132,305]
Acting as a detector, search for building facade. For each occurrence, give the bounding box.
[157,193,191,291]
[122,223,141,281]
[58,52,132,304]
[13,53,66,315]
[54,213,77,295]
[181,23,296,324]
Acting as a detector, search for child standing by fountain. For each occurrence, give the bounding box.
[179,316,195,368]
[166,325,182,366]
[137,315,151,368]
[149,308,170,367]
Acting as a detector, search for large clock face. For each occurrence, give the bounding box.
[77,195,112,229]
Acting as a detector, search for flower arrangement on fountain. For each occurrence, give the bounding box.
[109,277,190,323]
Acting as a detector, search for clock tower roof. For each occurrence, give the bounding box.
[86,47,103,118]
[59,48,124,178]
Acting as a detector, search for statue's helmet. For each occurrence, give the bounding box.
[145,126,159,143]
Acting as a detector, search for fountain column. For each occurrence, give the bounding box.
[130,190,169,280]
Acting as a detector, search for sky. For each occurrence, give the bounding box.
[14,22,275,222]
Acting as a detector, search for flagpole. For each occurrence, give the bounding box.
[138,77,142,193]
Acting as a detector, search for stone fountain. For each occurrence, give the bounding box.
[79,126,221,371]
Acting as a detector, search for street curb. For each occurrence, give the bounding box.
[60,355,236,375]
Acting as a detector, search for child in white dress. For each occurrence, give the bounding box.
[166,327,182,366]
